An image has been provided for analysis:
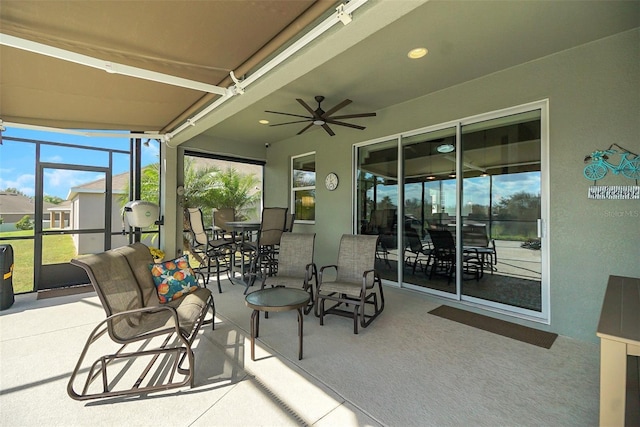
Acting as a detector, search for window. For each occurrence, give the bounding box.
[291,152,315,222]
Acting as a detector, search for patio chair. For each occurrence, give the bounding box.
[315,234,385,334]
[213,207,236,241]
[404,226,433,274]
[68,243,215,400]
[462,229,497,273]
[185,207,233,293]
[245,207,288,281]
[428,229,483,284]
[284,213,296,232]
[261,232,317,314]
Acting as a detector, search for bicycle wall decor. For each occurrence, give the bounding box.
[583,143,640,200]
[583,143,639,183]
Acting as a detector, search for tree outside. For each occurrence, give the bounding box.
[121,158,261,226]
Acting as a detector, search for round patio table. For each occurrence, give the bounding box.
[245,287,310,361]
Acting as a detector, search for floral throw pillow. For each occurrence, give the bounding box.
[149,255,199,303]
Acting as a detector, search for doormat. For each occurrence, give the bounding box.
[428,305,558,349]
[37,285,94,300]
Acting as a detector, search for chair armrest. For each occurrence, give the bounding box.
[104,305,182,341]
[362,269,379,289]
[318,264,337,284]
[305,263,318,282]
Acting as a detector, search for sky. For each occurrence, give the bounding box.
[1,125,539,206]
[0,126,160,199]
[374,171,541,214]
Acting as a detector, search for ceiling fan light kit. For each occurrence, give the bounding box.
[265,95,376,136]
[437,143,455,153]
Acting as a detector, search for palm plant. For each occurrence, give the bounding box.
[120,159,260,224]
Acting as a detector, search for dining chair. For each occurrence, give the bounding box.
[404,226,433,274]
[428,229,483,284]
[462,229,497,274]
[243,207,288,289]
[284,213,295,232]
[184,207,233,293]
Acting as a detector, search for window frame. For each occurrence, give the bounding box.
[290,151,316,224]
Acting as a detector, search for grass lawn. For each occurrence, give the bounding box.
[0,231,77,293]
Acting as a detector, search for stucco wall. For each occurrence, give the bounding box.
[263,29,639,343]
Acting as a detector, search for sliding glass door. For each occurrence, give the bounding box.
[460,110,542,314]
[401,127,457,296]
[356,138,399,278]
[355,102,548,321]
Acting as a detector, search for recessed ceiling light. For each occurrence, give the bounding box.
[259,119,269,125]
[436,143,455,153]
[407,47,428,59]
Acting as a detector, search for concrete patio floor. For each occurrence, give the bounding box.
[0,289,380,426]
[0,278,600,426]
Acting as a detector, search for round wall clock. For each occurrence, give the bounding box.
[325,172,339,191]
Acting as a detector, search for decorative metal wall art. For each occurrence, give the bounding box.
[584,144,639,199]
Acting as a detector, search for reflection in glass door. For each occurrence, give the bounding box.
[356,138,399,278]
[401,127,458,295]
[460,110,542,315]
[355,103,547,320]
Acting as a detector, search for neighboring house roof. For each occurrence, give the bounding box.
[47,200,72,213]
[67,171,129,199]
[0,192,56,216]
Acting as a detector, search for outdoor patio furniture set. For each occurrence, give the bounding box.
[402,227,496,284]
[67,210,385,401]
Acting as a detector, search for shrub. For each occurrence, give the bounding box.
[15,215,33,230]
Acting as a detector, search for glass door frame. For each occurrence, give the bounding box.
[35,162,113,290]
[353,100,550,323]
[456,100,550,322]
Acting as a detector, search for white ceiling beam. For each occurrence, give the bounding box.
[2,120,168,141]
[0,33,228,95]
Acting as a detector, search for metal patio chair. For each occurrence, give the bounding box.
[315,234,385,334]
[245,207,288,283]
[185,207,233,293]
[404,226,433,274]
[68,243,215,400]
[428,229,484,284]
[261,232,317,314]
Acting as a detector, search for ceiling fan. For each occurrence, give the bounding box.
[265,95,376,136]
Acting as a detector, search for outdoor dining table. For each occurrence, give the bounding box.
[225,220,261,293]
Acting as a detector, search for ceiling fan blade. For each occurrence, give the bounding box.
[322,99,352,118]
[322,123,336,136]
[269,119,313,127]
[296,98,318,117]
[325,119,366,130]
[296,122,315,135]
[265,110,312,119]
[330,112,377,119]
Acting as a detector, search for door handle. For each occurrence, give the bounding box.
[537,219,544,238]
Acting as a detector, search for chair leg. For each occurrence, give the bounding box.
[353,305,359,334]
[303,283,314,315]
[215,258,222,293]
